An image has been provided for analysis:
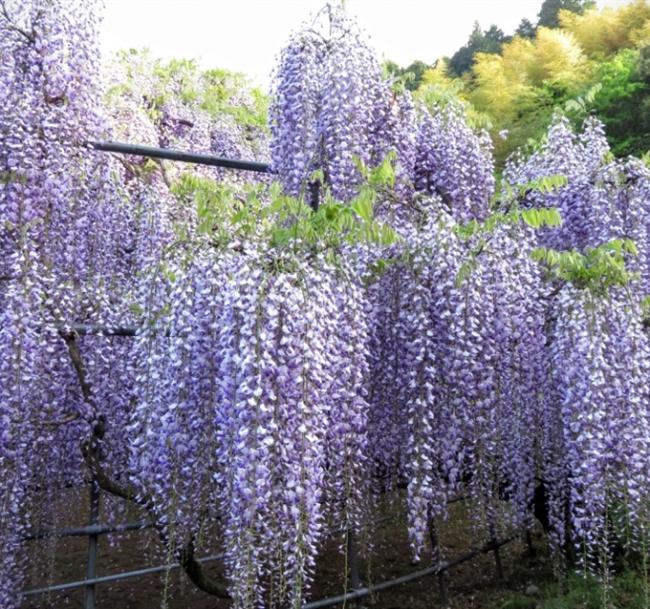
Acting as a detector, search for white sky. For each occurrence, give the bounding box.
[100,0,632,90]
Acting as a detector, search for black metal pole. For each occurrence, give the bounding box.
[308,180,320,211]
[67,323,139,337]
[84,480,101,609]
[427,508,448,606]
[88,141,272,174]
[25,519,154,541]
[525,529,534,555]
[488,519,504,580]
[303,536,517,609]
[346,528,362,607]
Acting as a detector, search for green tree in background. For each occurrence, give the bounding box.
[590,47,650,156]
[382,1,650,167]
[516,18,537,39]
[384,59,432,91]
[448,23,509,76]
[537,0,595,28]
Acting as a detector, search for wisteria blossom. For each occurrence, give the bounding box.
[4,1,650,608]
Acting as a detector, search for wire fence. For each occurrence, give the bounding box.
[20,141,522,609]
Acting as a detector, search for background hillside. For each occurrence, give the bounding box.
[386,0,650,166]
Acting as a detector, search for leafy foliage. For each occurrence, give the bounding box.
[537,0,595,29]
[171,160,399,256]
[532,238,639,294]
[448,22,509,76]
[404,1,650,167]
[384,59,432,91]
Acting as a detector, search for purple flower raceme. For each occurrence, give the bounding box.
[507,116,650,567]
[504,116,613,252]
[394,211,547,561]
[414,104,495,223]
[0,1,143,602]
[209,251,371,607]
[545,287,650,569]
[270,5,412,203]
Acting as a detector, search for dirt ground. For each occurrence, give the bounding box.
[21,490,555,609]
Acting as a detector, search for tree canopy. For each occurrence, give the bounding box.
[537,0,595,28]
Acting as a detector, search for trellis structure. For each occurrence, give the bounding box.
[20,141,524,609]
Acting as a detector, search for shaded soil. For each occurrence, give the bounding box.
[21,490,555,609]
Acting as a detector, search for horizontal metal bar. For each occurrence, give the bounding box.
[51,323,167,337]
[17,501,461,596]
[20,514,399,596]
[20,530,514,601]
[303,535,517,609]
[89,141,271,173]
[25,520,154,541]
[444,535,516,571]
[26,513,395,543]
[67,323,139,337]
[20,552,225,596]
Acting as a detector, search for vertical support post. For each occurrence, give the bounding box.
[525,529,534,555]
[488,520,503,580]
[428,507,448,606]
[84,479,100,609]
[347,528,361,606]
[309,180,320,212]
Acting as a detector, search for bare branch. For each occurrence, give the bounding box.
[153,158,172,189]
[81,430,138,503]
[0,0,35,42]
[61,330,100,416]
[180,539,231,598]
[41,412,80,427]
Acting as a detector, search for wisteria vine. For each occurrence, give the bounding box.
[2,1,650,608]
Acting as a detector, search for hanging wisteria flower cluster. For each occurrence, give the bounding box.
[125,247,371,607]
[505,115,650,566]
[0,0,141,603]
[4,0,650,608]
[414,104,496,223]
[394,215,548,560]
[269,4,417,203]
[544,287,650,569]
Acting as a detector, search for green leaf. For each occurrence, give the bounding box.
[351,190,375,223]
[521,208,541,228]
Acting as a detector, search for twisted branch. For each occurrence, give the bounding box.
[61,330,230,599]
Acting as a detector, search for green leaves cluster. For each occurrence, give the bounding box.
[563,82,602,117]
[456,175,566,243]
[454,168,640,295]
[107,50,268,133]
[170,157,399,267]
[532,238,639,294]
[455,205,562,242]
